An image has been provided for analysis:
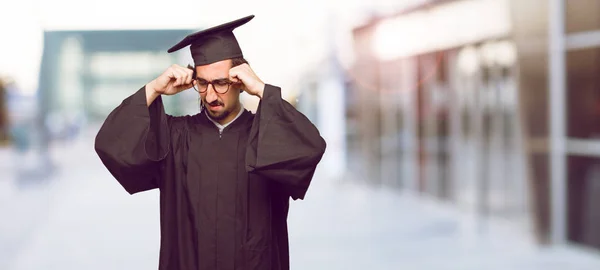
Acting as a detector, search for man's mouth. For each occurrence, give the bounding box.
[207,102,223,109]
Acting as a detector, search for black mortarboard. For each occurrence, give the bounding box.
[168,15,254,66]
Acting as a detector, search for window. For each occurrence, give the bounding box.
[566,0,600,34]
[566,47,600,139]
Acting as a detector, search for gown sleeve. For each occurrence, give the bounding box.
[94,86,171,194]
[245,84,327,200]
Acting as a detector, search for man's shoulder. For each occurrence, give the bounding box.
[167,112,205,128]
[242,109,257,122]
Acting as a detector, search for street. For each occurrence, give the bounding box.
[2,128,600,270]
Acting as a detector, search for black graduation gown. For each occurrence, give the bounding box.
[94,84,326,270]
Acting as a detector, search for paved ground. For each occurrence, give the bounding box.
[2,129,600,270]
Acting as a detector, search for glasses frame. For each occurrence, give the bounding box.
[192,78,234,94]
[187,64,234,94]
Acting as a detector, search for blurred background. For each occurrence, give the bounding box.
[3,0,600,269]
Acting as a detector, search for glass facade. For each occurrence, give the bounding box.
[566,47,600,139]
[40,30,197,132]
[568,155,600,249]
[348,0,600,250]
[565,0,600,250]
[566,0,600,33]
[350,30,529,218]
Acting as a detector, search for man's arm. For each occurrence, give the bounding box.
[94,64,193,194]
[145,83,162,107]
[145,64,196,106]
[245,85,326,200]
[229,63,265,99]
[231,63,326,200]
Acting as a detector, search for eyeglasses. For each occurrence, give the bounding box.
[187,64,235,94]
[192,78,234,94]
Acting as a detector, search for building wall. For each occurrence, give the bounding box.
[510,0,552,245]
[0,80,7,144]
[349,0,538,244]
[564,0,600,249]
[348,0,600,251]
[351,24,384,184]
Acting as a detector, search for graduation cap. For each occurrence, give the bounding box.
[168,15,254,66]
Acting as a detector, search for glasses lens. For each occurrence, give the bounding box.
[194,80,207,93]
[214,83,229,94]
[193,80,229,94]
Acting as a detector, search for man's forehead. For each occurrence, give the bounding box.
[195,59,232,79]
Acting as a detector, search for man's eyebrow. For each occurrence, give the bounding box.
[196,77,229,81]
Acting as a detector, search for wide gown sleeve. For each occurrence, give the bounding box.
[94,86,171,194]
[245,84,327,200]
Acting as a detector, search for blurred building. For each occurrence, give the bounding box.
[0,79,8,145]
[346,0,600,251]
[38,29,201,141]
[41,30,197,117]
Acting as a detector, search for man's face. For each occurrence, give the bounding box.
[195,59,241,124]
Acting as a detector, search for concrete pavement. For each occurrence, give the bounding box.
[2,131,600,269]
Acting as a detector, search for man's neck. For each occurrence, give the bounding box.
[206,104,243,131]
[217,104,242,125]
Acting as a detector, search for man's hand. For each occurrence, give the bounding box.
[148,64,195,95]
[229,63,265,98]
[145,64,195,106]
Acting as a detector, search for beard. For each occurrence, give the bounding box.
[203,101,229,121]
[207,108,230,120]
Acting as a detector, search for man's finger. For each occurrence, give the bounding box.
[172,73,180,86]
[180,66,192,83]
[168,65,181,78]
[184,71,192,85]
[229,75,240,83]
[185,66,195,78]
[229,69,241,82]
[174,69,187,86]
[177,68,194,89]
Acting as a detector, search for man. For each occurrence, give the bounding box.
[95,15,326,270]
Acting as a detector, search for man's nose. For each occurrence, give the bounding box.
[205,84,218,103]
